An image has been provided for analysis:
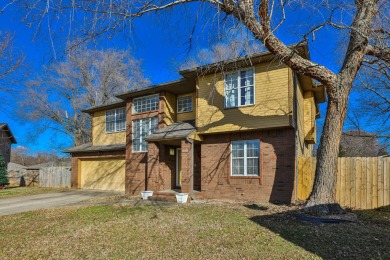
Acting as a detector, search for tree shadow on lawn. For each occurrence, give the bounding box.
[247,205,390,259]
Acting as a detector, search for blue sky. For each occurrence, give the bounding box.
[0,2,366,155]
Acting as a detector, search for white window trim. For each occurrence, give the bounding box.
[177,94,193,114]
[224,67,256,109]
[132,94,159,114]
[105,108,126,133]
[132,117,158,153]
[230,140,260,176]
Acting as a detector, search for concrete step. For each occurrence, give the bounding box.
[148,191,190,203]
[148,191,178,202]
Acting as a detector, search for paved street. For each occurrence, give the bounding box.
[0,190,122,216]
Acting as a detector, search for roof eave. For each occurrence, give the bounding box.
[82,101,127,114]
[0,124,17,144]
[179,42,309,77]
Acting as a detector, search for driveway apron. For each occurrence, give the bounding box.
[0,190,121,216]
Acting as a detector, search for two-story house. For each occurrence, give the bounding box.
[65,44,325,203]
[0,123,17,166]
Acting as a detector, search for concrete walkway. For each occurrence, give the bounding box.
[0,190,122,216]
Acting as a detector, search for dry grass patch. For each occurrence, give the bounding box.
[0,187,69,199]
[0,202,389,259]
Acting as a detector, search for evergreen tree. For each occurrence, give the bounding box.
[0,154,9,187]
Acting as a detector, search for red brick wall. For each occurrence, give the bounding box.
[199,128,296,203]
[146,143,177,191]
[180,140,192,193]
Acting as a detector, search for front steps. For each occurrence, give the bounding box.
[148,191,178,203]
[147,190,192,203]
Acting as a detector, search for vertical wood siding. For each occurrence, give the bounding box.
[39,167,71,188]
[298,157,390,209]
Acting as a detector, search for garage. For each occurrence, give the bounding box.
[79,158,125,191]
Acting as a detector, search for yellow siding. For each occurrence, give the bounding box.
[303,91,316,143]
[92,110,126,146]
[163,92,176,125]
[296,76,307,157]
[197,63,291,134]
[296,77,315,157]
[177,92,196,122]
[80,158,125,191]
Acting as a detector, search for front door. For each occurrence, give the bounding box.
[176,148,182,187]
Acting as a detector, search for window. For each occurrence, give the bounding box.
[177,95,193,113]
[106,108,126,133]
[224,68,254,108]
[132,117,158,152]
[231,140,260,176]
[132,94,159,114]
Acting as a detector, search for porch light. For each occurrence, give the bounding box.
[170,148,175,156]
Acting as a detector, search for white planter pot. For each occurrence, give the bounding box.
[176,193,189,203]
[141,191,153,200]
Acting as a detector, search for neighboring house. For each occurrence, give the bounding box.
[0,123,17,166]
[65,44,325,203]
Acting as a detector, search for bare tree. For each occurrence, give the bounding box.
[13,0,390,213]
[19,48,149,147]
[11,146,65,166]
[0,31,24,99]
[339,130,387,157]
[180,39,265,70]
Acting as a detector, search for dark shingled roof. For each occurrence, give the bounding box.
[82,100,126,114]
[0,123,17,144]
[63,142,126,153]
[145,122,195,141]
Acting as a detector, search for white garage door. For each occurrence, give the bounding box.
[80,158,125,191]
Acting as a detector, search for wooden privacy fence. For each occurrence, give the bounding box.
[39,167,71,188]
[298,157,390,210]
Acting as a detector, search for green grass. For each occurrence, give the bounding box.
[0,202,389,259]
[0,187,69,199]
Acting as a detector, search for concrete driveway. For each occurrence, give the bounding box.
[0,190,122,216]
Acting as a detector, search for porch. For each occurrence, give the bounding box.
[145,122,201,196]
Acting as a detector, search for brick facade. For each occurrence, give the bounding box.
[199,128,296,203]
[126,127,296,203]
[70,127,296,203]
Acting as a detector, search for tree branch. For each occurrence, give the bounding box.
[366,45,390,63]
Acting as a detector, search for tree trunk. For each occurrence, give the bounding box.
[306,82,351,214]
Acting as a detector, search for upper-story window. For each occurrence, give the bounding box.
[106,108,126,133]
[231,140,260,176]
[177,95,193,113]
[132,117,158,152]
[132,94,159,114]
[224,68,254,108]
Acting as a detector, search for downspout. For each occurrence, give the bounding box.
[186,136,194,198]
[293,72,299,203]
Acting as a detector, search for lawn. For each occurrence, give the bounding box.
[0,187,69,199]
[0,201,389,259]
